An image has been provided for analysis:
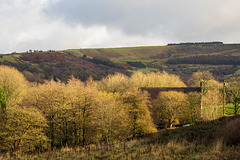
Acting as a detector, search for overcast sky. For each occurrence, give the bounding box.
[1,0,240,54]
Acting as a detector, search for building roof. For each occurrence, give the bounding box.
[140,87,201,100]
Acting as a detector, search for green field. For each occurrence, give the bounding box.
[225,103,240,115]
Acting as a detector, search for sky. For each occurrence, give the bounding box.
[1,0,240,54]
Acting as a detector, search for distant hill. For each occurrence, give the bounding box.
[0,51,129,83]
[1,42,240,84]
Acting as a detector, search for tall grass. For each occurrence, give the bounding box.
[1,139,239,160]
[1,115,240,160]
[217,117,240,145]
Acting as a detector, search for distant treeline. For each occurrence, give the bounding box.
[127,61,146,68]
[167,55,240,65]
[168,42,223,46]
[87,56,123,69]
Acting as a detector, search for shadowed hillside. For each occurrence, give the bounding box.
[1,42,240,83]
[0,51,130,83]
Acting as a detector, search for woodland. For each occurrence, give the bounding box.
[1,43,240,159]
[0,64,240,160]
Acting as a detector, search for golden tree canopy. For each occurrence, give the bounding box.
[0,65,28,107]
[130,71,186,88]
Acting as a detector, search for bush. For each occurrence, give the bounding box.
[218,117,240,145]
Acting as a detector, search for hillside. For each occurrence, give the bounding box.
[1,42,240,83]
[0,51,129,83]
[1,115,239,159]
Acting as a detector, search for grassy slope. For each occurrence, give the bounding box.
[2,43,240,83]
[1,115,239,160]
[3,44,240,64]
[65,44,240,65]
[66,46,171,60]
[66,44,240,60]
[64,44,240,82]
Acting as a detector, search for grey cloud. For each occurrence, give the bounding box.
[45,0,240,41]
[45,0,182,35]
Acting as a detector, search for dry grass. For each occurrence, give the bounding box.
[1,115,240,160]
[0,140,239,160]
[218,117,240,146]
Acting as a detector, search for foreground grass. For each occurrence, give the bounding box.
[1,115,240,160]
[1,140,239,160]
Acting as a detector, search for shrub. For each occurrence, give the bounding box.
[218,117,240,145]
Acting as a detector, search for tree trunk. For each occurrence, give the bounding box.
[169,119,173,128]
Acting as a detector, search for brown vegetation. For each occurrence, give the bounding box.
[2,43,240,84]
[218,116,240,145]
[0,65,240,159]
[1,115,240,159]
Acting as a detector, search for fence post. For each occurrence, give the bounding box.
[223,80,226,116]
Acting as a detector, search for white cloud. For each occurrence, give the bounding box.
[1,0,240,53]
[0,0,167,53]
